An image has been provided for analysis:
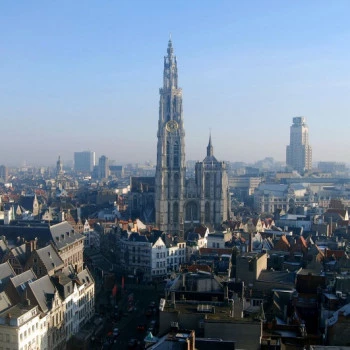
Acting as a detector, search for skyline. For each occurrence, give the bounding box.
[1,1,350,166]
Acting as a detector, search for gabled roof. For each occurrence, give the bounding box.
[28,275,56,313]
[50,221,85,250]
[0,261,16,292]
[35,243,64,272]
[290,236,308,254]
[10,243,27,265]
[77,268,94,287]
[0,291,12,313]
[0,240,8,255]
[19,195,36,211]
[128,232,149,243]
[194,225,208,237]
[273,235,290,251]
[9,269,37,300]
[10,269,36,289]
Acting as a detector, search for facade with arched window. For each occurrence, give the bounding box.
[155,40,230,237]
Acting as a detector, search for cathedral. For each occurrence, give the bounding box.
[129,40,230,236]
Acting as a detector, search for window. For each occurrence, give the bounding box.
[173,202,178,223]
[205,174,210,198]
[205,202,210,222]
[173,173,179,198]
[166,141,170,167]
[185,201,198,221]
[173,142,179,168]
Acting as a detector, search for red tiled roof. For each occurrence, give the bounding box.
[325,249,346,259]
[194,225,208,237]
[273,235,290,251]
[199,247,232,255]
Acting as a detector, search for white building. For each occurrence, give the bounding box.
[166,241,186,273]
[207,231,232,249]
[83,220,100,249]
[151,237,167,278]
[76,268,95,329]
[0,303,48,350]
[120,232,187,281]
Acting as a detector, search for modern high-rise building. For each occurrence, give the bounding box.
[154,40,230,236]
[286,117,312,174]
[74,151,96,173]
[0,165,8,182]
[98,155,109,179]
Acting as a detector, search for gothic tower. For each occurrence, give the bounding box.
[155,39,186,236]
[195,134,230,228]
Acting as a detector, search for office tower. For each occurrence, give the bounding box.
[98,155,109,179]
[286,117,312,174]
[74,151,96,173]
[0,165,8,182]
[154,40,230,236]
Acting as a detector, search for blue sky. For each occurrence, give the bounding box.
[1,1,350,166]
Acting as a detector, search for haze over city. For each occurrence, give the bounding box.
[1,0,350,166]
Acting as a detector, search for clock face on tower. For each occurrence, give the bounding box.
[166,120,178,133]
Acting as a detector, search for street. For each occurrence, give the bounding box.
[94,283,163,350]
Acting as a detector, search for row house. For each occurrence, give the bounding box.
[0,263,94,350]
[50,221,85,273]
[120,233,152,281]
[120,232,187,281]
[0,302,48,350]
[207,231,232,249]
[166,240,186,273]
[151,237,167,278]
[82,219,100,250]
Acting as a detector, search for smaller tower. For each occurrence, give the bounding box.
[207,133,213,157]
[56,156,63,177]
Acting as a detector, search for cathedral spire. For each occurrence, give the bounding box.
[167,36,174,57]
[163,39,178,90]
[207,132,213,157]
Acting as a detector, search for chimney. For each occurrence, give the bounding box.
[25,241,34,259]
[248,232,253,252]
[224,285,229,301]
[188,330,195,350]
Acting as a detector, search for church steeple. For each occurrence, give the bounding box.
[156,40,185,237]
[207,133,213,157]
[167,38,174,57]
[163,38,178,90]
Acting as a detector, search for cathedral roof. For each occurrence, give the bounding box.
[203,155,219,164]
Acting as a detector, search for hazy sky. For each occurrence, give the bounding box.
[1,1,350,166]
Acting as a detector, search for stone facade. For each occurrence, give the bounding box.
[154,40,230,237]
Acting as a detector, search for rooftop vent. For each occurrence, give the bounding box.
[197,304,215,313]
